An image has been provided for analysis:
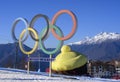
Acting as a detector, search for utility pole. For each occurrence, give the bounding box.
[14,42,18,68]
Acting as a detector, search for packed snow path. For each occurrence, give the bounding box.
[0,68,119,82]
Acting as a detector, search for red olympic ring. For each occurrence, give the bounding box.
[51,10,77,40]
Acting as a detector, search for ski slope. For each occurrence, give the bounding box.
[0,67,119,82]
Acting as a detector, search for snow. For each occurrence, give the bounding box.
[69,32,120,45]
[0,67,119,82]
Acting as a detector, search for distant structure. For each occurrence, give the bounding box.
[114,61,120,75]
[87,60,120,78]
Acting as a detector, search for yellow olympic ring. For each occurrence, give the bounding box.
[19,28,39,55]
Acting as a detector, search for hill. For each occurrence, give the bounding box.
[69,32,120,61]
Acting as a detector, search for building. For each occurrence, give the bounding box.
[114,61,120,75]
[109,61,120,79]
[87,60,116,78]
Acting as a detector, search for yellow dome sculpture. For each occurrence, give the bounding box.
[52,45,87,71]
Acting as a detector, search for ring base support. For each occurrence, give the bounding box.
[27,55,30,74]
[49,55,52,77]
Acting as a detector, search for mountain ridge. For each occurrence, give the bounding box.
[69,32,120,45]
[69,32,120,61]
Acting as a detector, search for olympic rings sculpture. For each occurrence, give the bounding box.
[11,10,77,55]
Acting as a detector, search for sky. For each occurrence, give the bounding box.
[0,0,120,48]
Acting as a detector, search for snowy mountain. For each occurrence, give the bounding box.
[69,32,120,45]
[69,32,120,61]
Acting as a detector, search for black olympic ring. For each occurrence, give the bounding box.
[29,14,50,41]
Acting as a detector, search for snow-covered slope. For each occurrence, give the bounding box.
[69,32,120,45]
[0,67,119,82]
[69,32,120,61]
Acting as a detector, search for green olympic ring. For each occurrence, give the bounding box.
[39,25,63,55]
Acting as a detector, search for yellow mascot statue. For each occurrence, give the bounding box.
[52,45,88,75]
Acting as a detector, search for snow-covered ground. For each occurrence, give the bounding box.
[0,67,119,82]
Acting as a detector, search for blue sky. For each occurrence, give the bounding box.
[0,0,120,48]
